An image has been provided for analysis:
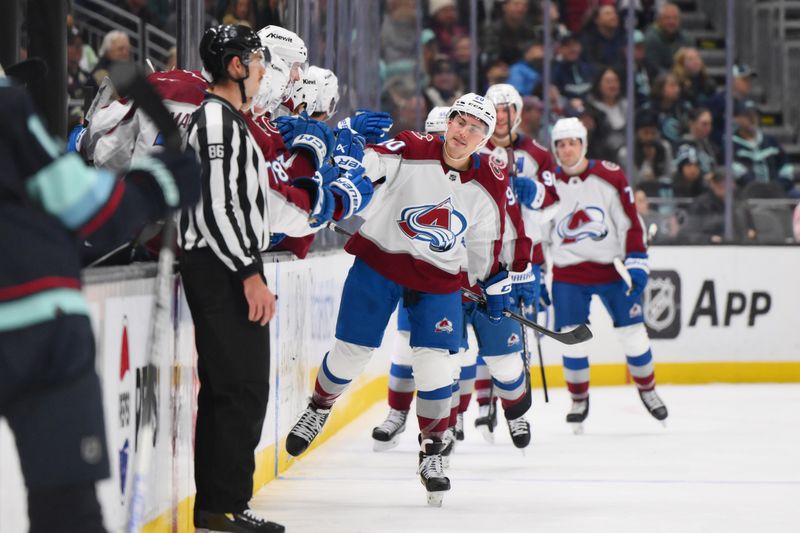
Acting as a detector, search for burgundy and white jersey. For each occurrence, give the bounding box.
[348,131,509,294]
[85,69,208,171]
[549,160,646,284]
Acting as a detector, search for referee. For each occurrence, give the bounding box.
[179,25,286,533]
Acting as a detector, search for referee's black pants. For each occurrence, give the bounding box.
[180,248,270,514]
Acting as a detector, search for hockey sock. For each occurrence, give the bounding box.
[448,381,459,428]
[474,356,492,406]
[387,362,415,411]
[562,355,590,400]
[417,384,452,441]
[457,362,476,413]
[312,342,373,408]
[626,349,656,391]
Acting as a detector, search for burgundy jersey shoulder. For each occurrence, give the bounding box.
[367,130,441,159]
[146,69,208,106]
[588,160,629,188]
[516,135,552,168]
[473,150,511,205]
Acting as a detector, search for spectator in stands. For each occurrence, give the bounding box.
[671,145,706,197]
[67,29,97,130]
[561,0,614,34]
[732,99,795,192]
[581,5,625,69]
[618,0,660,31]
[429,0,466,58]
[421,29,439,85]
[483,0,540,65]
[643,2,693,72]
[564,98,613,161]
[423,55,463,108]
[621,29,658,108]
[618,109,673,192]
[508,42,544,96]
[671,47,716,107]
[518,94,545,142]
[222,0,257,27]
[452,35,473,90]
[586,67,628,156]
[381,0,417,65]
[91,30,130,89]
[482,55,510,92]
[683,171,757,243]
[256,0,286,28]
[708,63,756,149]
[676,107,717,181]
[552,32,594,101]
[643,72,692,146]
[66,14,98,72]
[165,46,177,71]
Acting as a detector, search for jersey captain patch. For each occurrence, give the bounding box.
[397,198,467,252]
[556,202,609,244]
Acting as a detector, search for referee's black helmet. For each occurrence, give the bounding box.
[199,24,268,83]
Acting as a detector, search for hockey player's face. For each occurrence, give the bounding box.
[494,103,516,136]
[242,51,267,101]
[446,113,488,155]
[555,138,583,167]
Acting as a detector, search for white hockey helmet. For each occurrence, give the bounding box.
[485,83,523,135]
[251,52,293,116]
[307,66,339,117]
[285,73,319,115]
[551,117,588,168]
[257,26,308,76]
[425,106,450,135]
[447,93,496,148]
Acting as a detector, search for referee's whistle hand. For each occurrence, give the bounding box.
[243,274,276,326]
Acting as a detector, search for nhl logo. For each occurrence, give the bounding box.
[447,170,459,182]
[644,270,681,339]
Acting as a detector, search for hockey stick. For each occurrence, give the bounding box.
[109,62,182,533]
[326,222,592,345]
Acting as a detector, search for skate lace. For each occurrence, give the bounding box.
[507,416,529,437]
[418,453,445,478]
[376,409,407,434]
[640,390,664,409]
[293,407,328,442]
[569,400,588,415]
[240,509,269,526]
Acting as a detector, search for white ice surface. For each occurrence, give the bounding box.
[251,384,800,533]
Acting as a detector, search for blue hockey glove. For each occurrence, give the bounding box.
[67,124,86,154]
[291,163,339,228]
[624,252,649,300]
[331,166,374,220]
[338,109,393,144]
[332,128,365,172]
[269,233,286,248]
[479,270,513,321]
[514,176,545,209]
[275,112,334,168]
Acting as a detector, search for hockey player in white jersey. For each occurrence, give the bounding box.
[548,117,668,433]
[286,93,519,506]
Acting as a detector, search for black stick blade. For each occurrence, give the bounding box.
[558,324,593,345]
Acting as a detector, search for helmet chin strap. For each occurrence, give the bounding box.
[442,141,472,164]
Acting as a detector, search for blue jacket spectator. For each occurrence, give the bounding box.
[581,5,626,69]
[552,33,594,100]
[731,100,795,192]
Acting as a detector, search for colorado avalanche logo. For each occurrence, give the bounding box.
[397,198,467,252]
[435,317,454,333]
[507,332,520,347]
[557,203,609,244]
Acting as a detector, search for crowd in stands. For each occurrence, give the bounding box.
[63,0,799,243]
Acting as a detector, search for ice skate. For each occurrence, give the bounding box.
[506,415,531,449]
[454,412,465,441]
[417,438,450,507]
[440,428,456,468]
[371,408,408,451]
[474,402,497,443]
[566,398,589,434]
[285,403,330,456]
[639,389,668,425]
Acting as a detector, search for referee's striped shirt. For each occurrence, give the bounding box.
[179,94,313,280]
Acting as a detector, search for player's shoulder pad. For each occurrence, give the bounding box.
[592,160,629,187]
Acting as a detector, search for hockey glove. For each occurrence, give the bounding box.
[331,166,374,220]
[292,163,339,228]
[127,149,201,217]
[338,109,393,144]
[67,124,87,154]
[479,270,513,322]
[514,176,545,209]
[332,128,366,172]
[275,112,334,168]
[624,252,649,300]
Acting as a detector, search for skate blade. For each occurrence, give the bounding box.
[372,435,401,452]
[426,491,445,507]
[659,420,667,428]
[478,425,495,444]
[569,422,584,435]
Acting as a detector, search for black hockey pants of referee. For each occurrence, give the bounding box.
[0,315,109,533]
[180,248,270,514]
